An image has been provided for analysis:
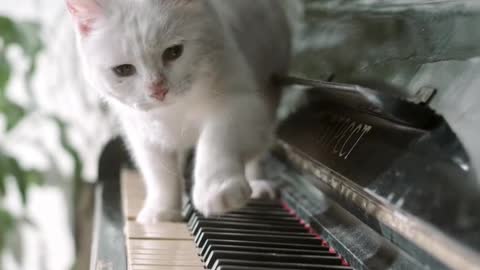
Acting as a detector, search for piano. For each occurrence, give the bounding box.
[90,2,480,270]
[90,78,479,270]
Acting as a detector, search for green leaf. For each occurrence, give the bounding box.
[51,117,83,184]
[15,22,43,59]
[0,16,43,57]
[0,157,6,197]
[0,16,19,46]
[7,157,28,204]
[0,207,16,252]
[0,152,42,204]
[0,100,26,131]
[0,54,10,97]
[0,16,43,107]
[7,158,42,205]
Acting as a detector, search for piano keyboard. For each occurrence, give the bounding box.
[121,170,352,270]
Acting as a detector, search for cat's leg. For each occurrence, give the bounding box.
[246,156,277,199]
[192,128,251,216]
[192,97,273,216]
[128,139,183,224]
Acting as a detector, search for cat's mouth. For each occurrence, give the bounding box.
[149,86,169,102]
[131,95,176,111]
[149,88,169,102]
[132,101,168,111]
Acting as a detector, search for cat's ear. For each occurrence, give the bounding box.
[66,0,104,37]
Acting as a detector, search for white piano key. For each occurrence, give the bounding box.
[121,170,203,270]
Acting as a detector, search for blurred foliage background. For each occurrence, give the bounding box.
[0,15,45,259]
[0,2,116,268]
[0,15,89,270]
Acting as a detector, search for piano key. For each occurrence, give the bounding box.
[126,221,192,240]
[129,249,198,255]
[128,239,198,250]
[188,215,300,229]
[200,239,330,257]
[217,267,319,270]
[216,266,350,270]
[228,208,293,215]
[203,244,332,261]
[189,215,300,230]
[205,250,342,269]
[204,212,298,220]
[194,229,312,248]
[191,220,307,235]
[132,266,203,270]
[246,199,284,206]
[196,232,320,249]
[211,259,353,270]
[130,253,200,260]
[200,239,329,257]
[130,258,203,266]
[195,227,312,238]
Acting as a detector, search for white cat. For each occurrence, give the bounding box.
[66,0,291,223]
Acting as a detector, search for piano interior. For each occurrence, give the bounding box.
[91,2,480,270]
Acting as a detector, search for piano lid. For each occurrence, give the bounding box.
[275,81,480,269]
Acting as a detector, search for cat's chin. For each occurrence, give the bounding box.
[130,100,175,112]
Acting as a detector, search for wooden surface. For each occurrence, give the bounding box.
[121,170,203,270]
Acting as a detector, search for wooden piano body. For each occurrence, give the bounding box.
[90,2,480,270]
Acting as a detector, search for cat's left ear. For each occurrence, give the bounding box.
[66,0,104,37]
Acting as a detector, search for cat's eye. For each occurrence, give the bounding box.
[162,45,184,63]
[112,64,137,77]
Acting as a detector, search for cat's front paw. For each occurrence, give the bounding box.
[249,179,277,199]
[136,207,183,224]
[193,176,251,217]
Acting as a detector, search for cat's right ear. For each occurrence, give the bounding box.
[66,0,104,37]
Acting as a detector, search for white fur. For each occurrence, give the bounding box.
[67,0,291,223]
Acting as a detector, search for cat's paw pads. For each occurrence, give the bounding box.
[136,207,183,224]
[249,179,277,199]
[193,176,251,217]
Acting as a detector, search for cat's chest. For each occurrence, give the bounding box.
[123,112,200,149]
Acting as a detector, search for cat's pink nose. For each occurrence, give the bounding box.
[149,80,169,101]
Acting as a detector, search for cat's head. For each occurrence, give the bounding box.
[67,0,220,111]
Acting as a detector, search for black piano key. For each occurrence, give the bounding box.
[189,207,293,218]
[191,211,298,221]
[185,200,352,270]
[191,220,308,235]
[196,227,312,238]
[196,232,320,249]
[189,217,301,234]
[200,239,329,257]
[206,250,343,269]
[227,209,293,217]
[182,203,193,219]
[189,215,300,229]
[217,267,339,270]
[203,244,332,261]
[245,203,284,210]
[246,199,283,206]
[210,213,298,223]
[194,228,314,247]
[231,205,287,211]
[212,259,352,270]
